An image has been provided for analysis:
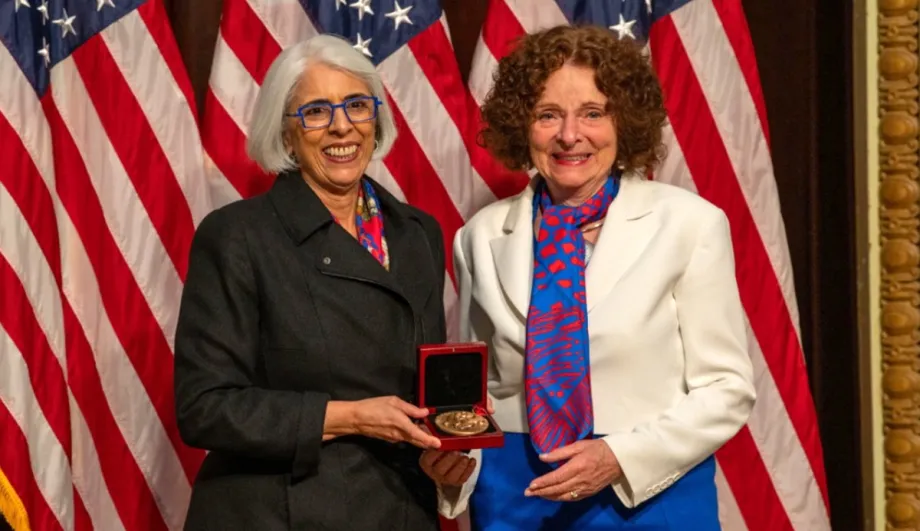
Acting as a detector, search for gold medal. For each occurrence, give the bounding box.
[434,411,489,436]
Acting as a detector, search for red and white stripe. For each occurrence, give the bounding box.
[466,0,830,530]
[0,1,209,528]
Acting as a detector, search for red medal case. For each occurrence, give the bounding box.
[417,342,504,451]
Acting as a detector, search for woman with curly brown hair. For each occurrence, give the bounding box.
[418,25,755,530]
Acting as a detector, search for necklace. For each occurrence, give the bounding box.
[580,219,605,233]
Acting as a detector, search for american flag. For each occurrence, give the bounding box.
[0,0,831,530]
[466,0,831,530]
[0,0,210,529]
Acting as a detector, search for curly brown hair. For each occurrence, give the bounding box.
[480,25,668,173]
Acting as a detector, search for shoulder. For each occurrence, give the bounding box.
[396,203,445,265]
[457,192,521,244]
[466,194,519,228]
[366,176,443,245]
[641,179,723,215]
[403,203,442,239]
[635,178,727,229]
[193,194,272,249]
[631,180,733,267]
[619,178,731,263]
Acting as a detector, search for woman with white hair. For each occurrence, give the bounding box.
[174,34,448,530]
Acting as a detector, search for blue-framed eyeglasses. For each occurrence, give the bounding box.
[285,95,382,130]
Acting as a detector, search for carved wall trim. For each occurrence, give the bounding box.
[879,0,920,528]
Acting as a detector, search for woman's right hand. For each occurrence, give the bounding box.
[419,450,477,487]
[347,396,442,449]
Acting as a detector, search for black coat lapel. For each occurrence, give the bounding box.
[314,223,403,297]
[267,171,437,311]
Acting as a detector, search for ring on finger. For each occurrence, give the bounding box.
[569,490,579,500]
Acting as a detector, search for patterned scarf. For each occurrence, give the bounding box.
[525,175,620,456]
[339,178,389,270]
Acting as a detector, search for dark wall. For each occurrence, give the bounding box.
[162,0,862,528]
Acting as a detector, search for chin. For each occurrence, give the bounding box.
[325,168,365,187]
[544,170,599,190]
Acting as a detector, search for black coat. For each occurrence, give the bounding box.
[174,171,447,531]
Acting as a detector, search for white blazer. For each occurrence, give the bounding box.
[439,174,756,517]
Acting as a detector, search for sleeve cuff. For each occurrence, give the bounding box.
[602,436,642,508]
[602,435,688,509]
[291,392,331,481]
[436,449,482,519]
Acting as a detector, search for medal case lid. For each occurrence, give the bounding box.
[417,342,488,411]
[416,342,504,449]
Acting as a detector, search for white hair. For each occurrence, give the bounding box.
[246,34,397,174]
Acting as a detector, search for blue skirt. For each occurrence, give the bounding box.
[469,433,721,530]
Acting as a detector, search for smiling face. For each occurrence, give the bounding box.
[284,62,377,193]
[528,63,618,205]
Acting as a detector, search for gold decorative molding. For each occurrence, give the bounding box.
[880,0,920,528]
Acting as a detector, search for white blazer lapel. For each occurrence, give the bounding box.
[586,175,656,312]
[489,182,536,321]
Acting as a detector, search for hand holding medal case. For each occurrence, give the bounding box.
[417,342,504,450]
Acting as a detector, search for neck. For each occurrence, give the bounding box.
[546,175,607,207]
[303,172,360,237]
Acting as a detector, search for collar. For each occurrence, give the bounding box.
[268,170,421,245]
[501,172,653,234]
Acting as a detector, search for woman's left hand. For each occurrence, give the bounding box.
[524,440,622,502]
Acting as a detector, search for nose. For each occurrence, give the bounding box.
[328,105,353,135]
[556,113,581,147]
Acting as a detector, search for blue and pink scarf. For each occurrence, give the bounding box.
[525,175,620,455]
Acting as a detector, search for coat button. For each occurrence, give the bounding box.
[323,257,331,265]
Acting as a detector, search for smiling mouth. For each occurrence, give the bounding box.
[552,153,592,164]
[323,145,359,162]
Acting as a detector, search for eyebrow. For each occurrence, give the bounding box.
[535,100,607,109]
[302,93,372,106]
